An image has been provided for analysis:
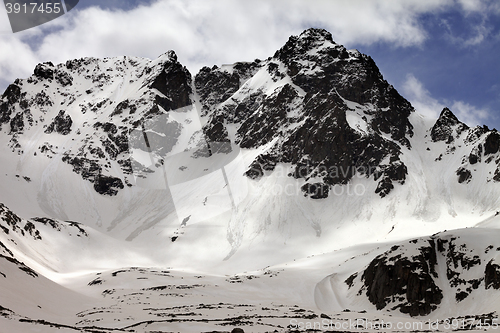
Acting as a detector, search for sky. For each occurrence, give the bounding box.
[0,0,499,129]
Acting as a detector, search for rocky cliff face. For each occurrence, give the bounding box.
[353,240,442,317]
[343,230,500,317]
[0,51,192,196]
[2,28,499,203]
[427,107,500,186]
[1,28,500,241]
[196,28,414,198]
[0,28,416,202]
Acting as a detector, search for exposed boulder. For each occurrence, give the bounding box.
[231,329,245,333]
[456,167,472,184]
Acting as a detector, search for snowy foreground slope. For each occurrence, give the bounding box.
[2,28,500,332]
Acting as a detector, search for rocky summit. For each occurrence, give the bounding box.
[1,28,500,332]
[197,28,413,199]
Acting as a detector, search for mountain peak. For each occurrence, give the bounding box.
[273,28,342,62]
[157,50,178,63]
[298,27,335,43]
[196,29,415,200]
[431,107,469,143]
[439,107,460,125]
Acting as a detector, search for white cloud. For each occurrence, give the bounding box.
[0,34,40,89]
[448,100,490,126]
[455,0,500,13]
[0,0,497,96]
[0,0,452,87]
[402,74,489,126]
[402,74,443,120]
[0,4,11,33]
[463,23,490,46]
[444,0,500,47]
[457,0,485,12]
[442,15,492,47]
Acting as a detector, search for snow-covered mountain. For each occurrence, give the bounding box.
[2,28,500,332]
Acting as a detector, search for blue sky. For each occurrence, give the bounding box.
[0,0,499,129]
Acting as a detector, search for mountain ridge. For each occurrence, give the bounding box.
[0,27,500,253]
[1,28,500,330]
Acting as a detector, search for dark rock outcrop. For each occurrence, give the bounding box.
[10,112,24,133]
[55,70,73,86]
[485,259,500,289]
[196,66,240,114]
[483,132,500,156]
[2,83,22,105]
[0,84,22,125]
[0,204,41,240]
[456,167,472,184]
[301,182,329,199]
[0,203,22,232]
[273,28,414,146]
[148,51,192,111]
[359,240,442,317]
[62,156,101,182]
[231,328,245,333]
[468,145,482,164]
[45,110,72,135]
[34,62,55,80]
[346,234,491,316]
[195,61,261,116]
[111,99,137,117]
[1,254,38,278]
[93,175,124,196]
